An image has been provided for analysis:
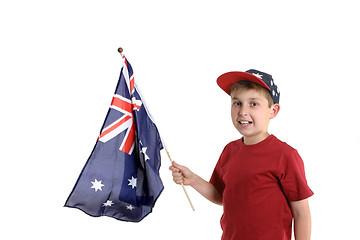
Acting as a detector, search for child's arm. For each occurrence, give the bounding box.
[290,199,311,240]
[169,161,222,205]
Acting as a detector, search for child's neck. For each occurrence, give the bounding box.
[243,132,270,145]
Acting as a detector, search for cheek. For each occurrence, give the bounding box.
[257,112,271,125]
[231,108,238,119]
[230,111,238,125]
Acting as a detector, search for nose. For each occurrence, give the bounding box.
[239,105,248,116]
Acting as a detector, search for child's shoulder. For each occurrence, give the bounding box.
[273,136,298,152]
[271,136,305,165]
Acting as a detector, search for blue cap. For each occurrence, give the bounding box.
[217,69,280,104]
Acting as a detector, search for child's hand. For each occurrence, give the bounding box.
[169,161,194,186]
[169,161,223,205]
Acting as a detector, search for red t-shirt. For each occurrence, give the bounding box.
[210,135,313,240]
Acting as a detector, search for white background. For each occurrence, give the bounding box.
[1,0,360,239]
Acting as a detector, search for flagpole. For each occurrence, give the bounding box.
[165,148,195,211]
[118,47,195,211]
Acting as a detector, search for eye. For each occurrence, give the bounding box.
[250,102,258,107]
[232,101,241,106]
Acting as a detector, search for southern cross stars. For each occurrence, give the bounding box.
[141,147,150,161]
[126,205,135,210]
[91,179,105,192]
[128,176,137,189]
[102,200,135,212]
[103,200,113,207]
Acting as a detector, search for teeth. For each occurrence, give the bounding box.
[240,121,252,125]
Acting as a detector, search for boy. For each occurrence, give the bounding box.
[170,69,313,240]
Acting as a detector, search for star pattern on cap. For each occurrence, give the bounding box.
[252,73,263,79]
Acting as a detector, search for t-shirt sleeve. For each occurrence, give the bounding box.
[280,149,314,202]
[209,148,226,198]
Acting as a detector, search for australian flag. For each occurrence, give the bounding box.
[65,54,164,222]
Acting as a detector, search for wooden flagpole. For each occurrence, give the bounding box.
[118,47,194,211]
[165,148,195,211]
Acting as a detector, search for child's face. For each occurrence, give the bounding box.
[231,88,279,145]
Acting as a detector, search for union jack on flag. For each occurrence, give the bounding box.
[65,53,164,222]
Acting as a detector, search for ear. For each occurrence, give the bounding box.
[270,104,280,119]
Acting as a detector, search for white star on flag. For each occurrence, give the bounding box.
[141,147,150,161]
[128,176,137,189]
[91,179,105,192]
[103,200,114,207]
[126,205,135,210]
[252,73,263,79]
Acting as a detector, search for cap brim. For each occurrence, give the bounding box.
[217,71,270,95]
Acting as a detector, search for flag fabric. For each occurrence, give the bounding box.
[65,54,164,222]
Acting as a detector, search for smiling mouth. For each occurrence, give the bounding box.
[239,121,253,125]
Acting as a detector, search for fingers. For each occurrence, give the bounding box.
[169,161,182,172]
[171,161,181,168]
[169,161,186,185]
[171,161,189,173]
[172,171,184,184]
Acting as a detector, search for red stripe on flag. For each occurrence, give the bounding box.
[123,55,128,70]
[120,122,136,154]
[98,115,132,140]
[111,96,132,115]
[130,76,135,93]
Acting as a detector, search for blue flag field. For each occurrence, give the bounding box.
[65,53,164,222]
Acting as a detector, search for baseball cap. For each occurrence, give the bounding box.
[217,69,280,104]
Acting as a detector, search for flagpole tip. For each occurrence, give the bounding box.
[118,47,123,53]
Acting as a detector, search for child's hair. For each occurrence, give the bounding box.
[230,81,274,107]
